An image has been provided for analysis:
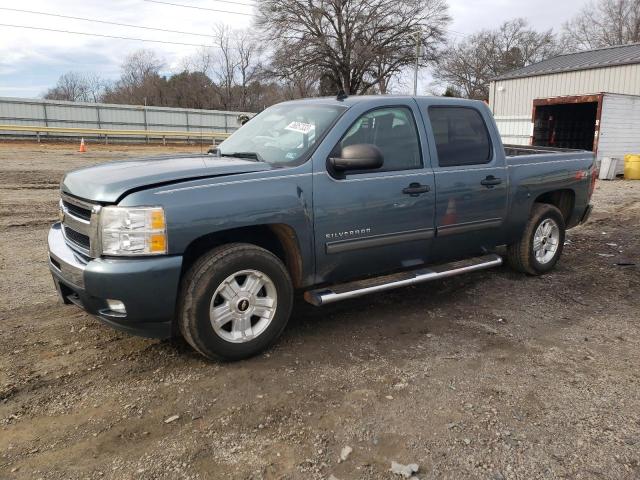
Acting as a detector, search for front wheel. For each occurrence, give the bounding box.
[507,203,566,275]
[178,243,293,361]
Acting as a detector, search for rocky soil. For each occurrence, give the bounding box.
[1,142,639,479]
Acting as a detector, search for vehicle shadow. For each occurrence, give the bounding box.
[157,265,537,366]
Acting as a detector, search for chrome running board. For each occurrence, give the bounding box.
[304,254,503,306]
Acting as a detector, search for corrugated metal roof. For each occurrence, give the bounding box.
[494,43,640,81]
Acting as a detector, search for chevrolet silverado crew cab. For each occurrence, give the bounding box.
[49,95,596,360]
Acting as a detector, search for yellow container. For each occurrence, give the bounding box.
[625,154,640,180]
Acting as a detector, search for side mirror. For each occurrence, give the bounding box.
[329,144,384,172]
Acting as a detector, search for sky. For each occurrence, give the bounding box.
[0,0,585,99]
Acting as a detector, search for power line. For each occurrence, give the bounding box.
[142,0,254,16]
[172,0,256,6]
[0,22,467,49]
[0,14,465,51]
[0,7,215,38]
[0,23,219,47]
[142,1,466,38]
[447,29,469,39]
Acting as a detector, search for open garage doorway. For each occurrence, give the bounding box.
[532,95,602,151]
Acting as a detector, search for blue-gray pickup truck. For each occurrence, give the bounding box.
[48,95,596,360]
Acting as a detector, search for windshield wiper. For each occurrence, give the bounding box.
[220,152,263,162]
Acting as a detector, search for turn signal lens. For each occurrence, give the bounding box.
[151,209,165,229]
[149,233,167,253]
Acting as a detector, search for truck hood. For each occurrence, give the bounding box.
[61,155,273,203]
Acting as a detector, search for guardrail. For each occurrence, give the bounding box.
[0,124,231,145]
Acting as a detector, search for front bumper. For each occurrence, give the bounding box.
[48,223,182,339]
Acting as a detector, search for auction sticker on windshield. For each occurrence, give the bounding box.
[285,121,315,134]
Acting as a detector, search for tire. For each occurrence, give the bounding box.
[506,203,566,275]
[178,243,293,361]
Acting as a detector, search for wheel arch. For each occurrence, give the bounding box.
[533,188,575,224]
[181,224,305,288]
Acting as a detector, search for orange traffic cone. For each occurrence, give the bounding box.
[442,198,457,225]
[78,138,87,153]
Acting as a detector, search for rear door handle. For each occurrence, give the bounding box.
[480,175,502,187]
[402,183,430,196]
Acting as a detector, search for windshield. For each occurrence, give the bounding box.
[218,103,347,166]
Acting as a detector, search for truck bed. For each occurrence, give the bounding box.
[504,144,585,157]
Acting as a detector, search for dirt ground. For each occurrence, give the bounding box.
[0,141,639,480]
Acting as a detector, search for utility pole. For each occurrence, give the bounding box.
[143,96,149,144]
[413,30,421,96]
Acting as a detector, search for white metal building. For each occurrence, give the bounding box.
[489,43,640,166]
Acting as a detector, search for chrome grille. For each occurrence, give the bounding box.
[60,193,100,257]
[63,225,90,250]
[61,199,91,221]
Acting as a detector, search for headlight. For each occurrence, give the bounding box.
[100,206,167,256]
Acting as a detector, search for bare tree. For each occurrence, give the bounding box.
[208,24,238,109]
[434,19,563,100]
[119,50,164,88]
[42,38,324,111]
[256,0,450,95]
[44,72,100,102]
[84,73,106,102]
[183,46,215,77]
[261,47,322,97]
[235,30,263,109]
[188,25,264,110]
[433,41,490,100]
[562,0,640,51]
[103,49,166,105]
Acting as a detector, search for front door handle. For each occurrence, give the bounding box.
[480,175,502,187]
[402,182,430,196]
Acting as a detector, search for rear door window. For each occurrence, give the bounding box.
[428,107,492,167]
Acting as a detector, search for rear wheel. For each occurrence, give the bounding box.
[178,243,293,361]
[507,203,565,275]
